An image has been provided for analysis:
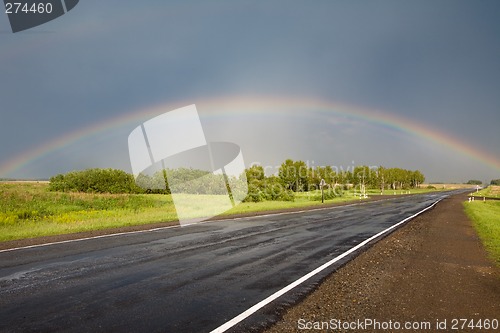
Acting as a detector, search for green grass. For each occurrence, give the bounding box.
[223,191,366,216]
[0,182,441,242]
[464,200,500,266]
[222,186,442,216]
[0,182,177,241]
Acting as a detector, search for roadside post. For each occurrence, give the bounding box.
[319,179,326,203]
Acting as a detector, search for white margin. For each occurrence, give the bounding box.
[209,198,443,333]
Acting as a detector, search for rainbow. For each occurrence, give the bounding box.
[1,95,499,177]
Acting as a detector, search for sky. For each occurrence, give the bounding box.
[0,0,499,183]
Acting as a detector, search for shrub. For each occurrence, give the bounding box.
[243,177,295,202]
[244,191,266,203]
[49,169,140,194]
[312,186,343,201]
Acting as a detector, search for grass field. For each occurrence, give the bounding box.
[464,200,500,266]
[472,185,500,198]
[1,181,441,242]
[0,182,179,241]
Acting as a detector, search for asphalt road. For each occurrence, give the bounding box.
[0,192,457,333]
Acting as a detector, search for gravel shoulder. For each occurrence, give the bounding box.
[264,192,500,332]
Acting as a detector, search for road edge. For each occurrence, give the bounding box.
[209,197,444,333]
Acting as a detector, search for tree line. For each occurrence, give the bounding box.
[466,179,500,186]
[243,159,425,202]
[48,160,426,203]
[273,159,424,192]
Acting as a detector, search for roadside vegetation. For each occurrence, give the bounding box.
[464,200,500,266]
[472,185,500,199]
[49,168,139,193]
[1,160,438,242]
[243,160,425,202]
[466,179,483,185]
[0,182,177,241]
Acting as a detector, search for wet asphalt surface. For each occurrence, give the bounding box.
[0,192,456,333]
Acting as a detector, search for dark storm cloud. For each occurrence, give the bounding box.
[0,0,499,181]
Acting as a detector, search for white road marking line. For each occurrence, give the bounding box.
[210,198,443,333]
[0,225,181,253]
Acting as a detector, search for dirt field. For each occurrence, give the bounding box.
[264,193,499,332]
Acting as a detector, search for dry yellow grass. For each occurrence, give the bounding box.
[488,185,500,196]
[473,185,500,198]
[0,180,49,184]
[423,183,476,190]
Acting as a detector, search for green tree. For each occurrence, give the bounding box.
[376,166,386,192]
[411,170,425,188]
[245,165,265,182]
[307,166,336,191]
[243,166,294,202]
[278,159,309,192]
[491,179,500,185]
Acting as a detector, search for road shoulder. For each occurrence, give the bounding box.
[264,193,500,332]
